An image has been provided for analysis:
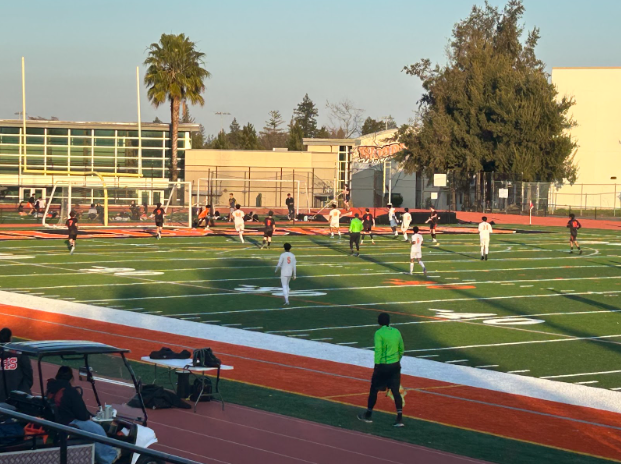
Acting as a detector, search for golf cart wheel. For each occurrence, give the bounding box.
[135,456,165,464]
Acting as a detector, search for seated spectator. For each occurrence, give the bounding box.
[88,204,98,221]
[27,196,36,215]
[129,201,140,221]
[95,204,105,224]
[46,366,119,464]
[17,202,27,216]
[0,328,33,402]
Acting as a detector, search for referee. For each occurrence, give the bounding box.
[358,313,405,427]
[349,213,363,256]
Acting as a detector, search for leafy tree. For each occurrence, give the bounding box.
[260,110,287,149]
[325,99,364,138]
[228,118,241,148]
[239,123,260,150]
[293,93,319,138]
[287,119,305,151]
[397,0,577,189]
[144,33,211,181]
[211,131,230,149]
[152,116,163,124]
[361,116,397,135]
[315,126,331,138]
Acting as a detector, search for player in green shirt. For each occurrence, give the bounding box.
[349,213,363,257]
[358,313,405,427]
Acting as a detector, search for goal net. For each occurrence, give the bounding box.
[42,179,192,228]
[195,177,309,217]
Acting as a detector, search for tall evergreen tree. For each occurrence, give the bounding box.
[239,123,260,150]
[293,94,319,138]
[228,118,242,149]
[397,0,577,186]
[287,119,305,151]
[260,110,287,149]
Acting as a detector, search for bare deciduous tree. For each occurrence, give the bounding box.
[325,99,364,138]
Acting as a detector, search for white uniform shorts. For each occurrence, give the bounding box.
[410,250,422,260]
[330,221,339,228]
[401,222,411,232]
[235,222,245,232]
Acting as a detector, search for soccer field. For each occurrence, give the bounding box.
[1,225,621,390]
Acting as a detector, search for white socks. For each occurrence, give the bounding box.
[239,232,244,243]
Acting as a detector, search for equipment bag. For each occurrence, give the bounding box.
[192,348,221,368]
[189,377,213,402]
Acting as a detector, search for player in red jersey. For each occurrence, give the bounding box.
[262,211,276,249]
[66,211,78,254]
[567,213,582,254]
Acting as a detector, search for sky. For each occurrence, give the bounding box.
[1,0,620,137]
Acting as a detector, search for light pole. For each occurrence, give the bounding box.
[215,112,230,134]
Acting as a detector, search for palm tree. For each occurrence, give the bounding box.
[144,33,211,181]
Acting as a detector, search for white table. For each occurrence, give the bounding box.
[140,357,233,412]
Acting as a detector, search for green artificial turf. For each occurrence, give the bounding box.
[1,225,621,390]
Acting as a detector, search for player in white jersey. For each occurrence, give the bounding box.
[232,204,245,243]
[275,242,297,306]
[388,203,398,237]
[478,216,492,261]
[409,226,427,276]
[401,208,412,241]
[329,204,342,238]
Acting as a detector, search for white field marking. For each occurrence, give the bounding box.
[508,370,530,374]
[77,274,621,304]
[445,360,468,364]
[476,365,499,368]
[173,289,621,319]
[180,317,200,320]
[221,323,242,327]
[311,338,332,341]
[0,261,616,285]
[610,387,621,391]
[287,334,309,337]
[143,311,162,314]
[403,334,621,352]
[540,370,621,379]
[336,342,358,345]
[417,355,439,358]
[243,327,263,330]
[520,285,534,288]
[574,381,599,385]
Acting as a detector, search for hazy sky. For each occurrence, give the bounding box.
[1,0,620,137]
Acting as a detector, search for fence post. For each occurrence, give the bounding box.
[59,430,68,464]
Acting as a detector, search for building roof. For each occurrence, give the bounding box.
[552,67,621,70]
[303,129,399,147]
[0,119,200,132]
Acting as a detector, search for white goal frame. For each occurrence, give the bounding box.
[195,177,310,216]
[42,179,193,228]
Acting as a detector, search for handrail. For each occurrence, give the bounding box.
[0,407,201,464]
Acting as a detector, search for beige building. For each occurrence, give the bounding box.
[185,129,418,212]
[552,67,621,210]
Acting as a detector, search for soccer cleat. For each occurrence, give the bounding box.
[355,252,360,257]
[481,256,485,260]
[70,246,75,255]
[569,250,573,254]
[283,301,290,306]
[372,240,375,244]
[357,412,373,423]
[423,268,427,277]
[579,249,582,255]
[360,240,364,244]
[485,255,488,261]
[350,250,354,255]
[409,271,413,275]
[393,419,405,428]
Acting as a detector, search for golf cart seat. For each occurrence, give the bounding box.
[7,391,55,422]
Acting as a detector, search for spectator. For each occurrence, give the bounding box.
[129,201,140,221]
[46,366,119,464]
[0,328,33,402]
[88,204,98,221]
[95,204,105,224]
[18,202,26,216]
[27,195,36,215]
[36,196,46,215]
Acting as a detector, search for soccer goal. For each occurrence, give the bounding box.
[195,177,310,217]
[42,178,192,228]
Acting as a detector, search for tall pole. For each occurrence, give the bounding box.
[136,66,142,177]
[388,159,392,202]
[21,57,26,179]
[215,112,230,134]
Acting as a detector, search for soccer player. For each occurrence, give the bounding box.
[401,207,412,241]
[410,226,426,276]
[342,184,351,211]
[567,213,582,254]
[228,193,236,221]
[66,210,78,254]
[358,313,405,427]
[425,207,440,245]
[361,208,375,245]
[152,203,165,239]
[329,203,342,238]
[275,243,296,306]
[285,193,295,221]
[262,210,276,249]
[232,204,245,243]
[478,216,492,261]
[349,213,363,256]
[388,203,399,237]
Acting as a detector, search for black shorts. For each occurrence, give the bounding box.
[345,194,351,202]
[363,223,372,232]
[264,229,274,237]
[68,232,77,241]
[155,220,164,227]
[370,362,401,391]
[430,223,437,230]
[570,231,578,239]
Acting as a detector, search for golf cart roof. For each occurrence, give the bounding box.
[0,340,130,357]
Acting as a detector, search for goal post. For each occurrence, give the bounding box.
[195,177,309,217]
[42,179,192,228]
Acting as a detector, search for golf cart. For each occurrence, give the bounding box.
[0,340,163,464]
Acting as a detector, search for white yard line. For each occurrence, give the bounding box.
[540,370,621,379]
[508,370,530,374]
[445,359,468,364]
[574,381,598,385]
[476,365,499,368]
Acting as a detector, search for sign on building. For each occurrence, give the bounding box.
[499,188,509,199]
[434,174,447,187]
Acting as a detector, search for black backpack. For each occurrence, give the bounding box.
[192,348,221,368]
[189,377,212,402]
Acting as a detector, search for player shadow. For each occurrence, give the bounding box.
[428,243,477,260]
[547,289,621,314]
